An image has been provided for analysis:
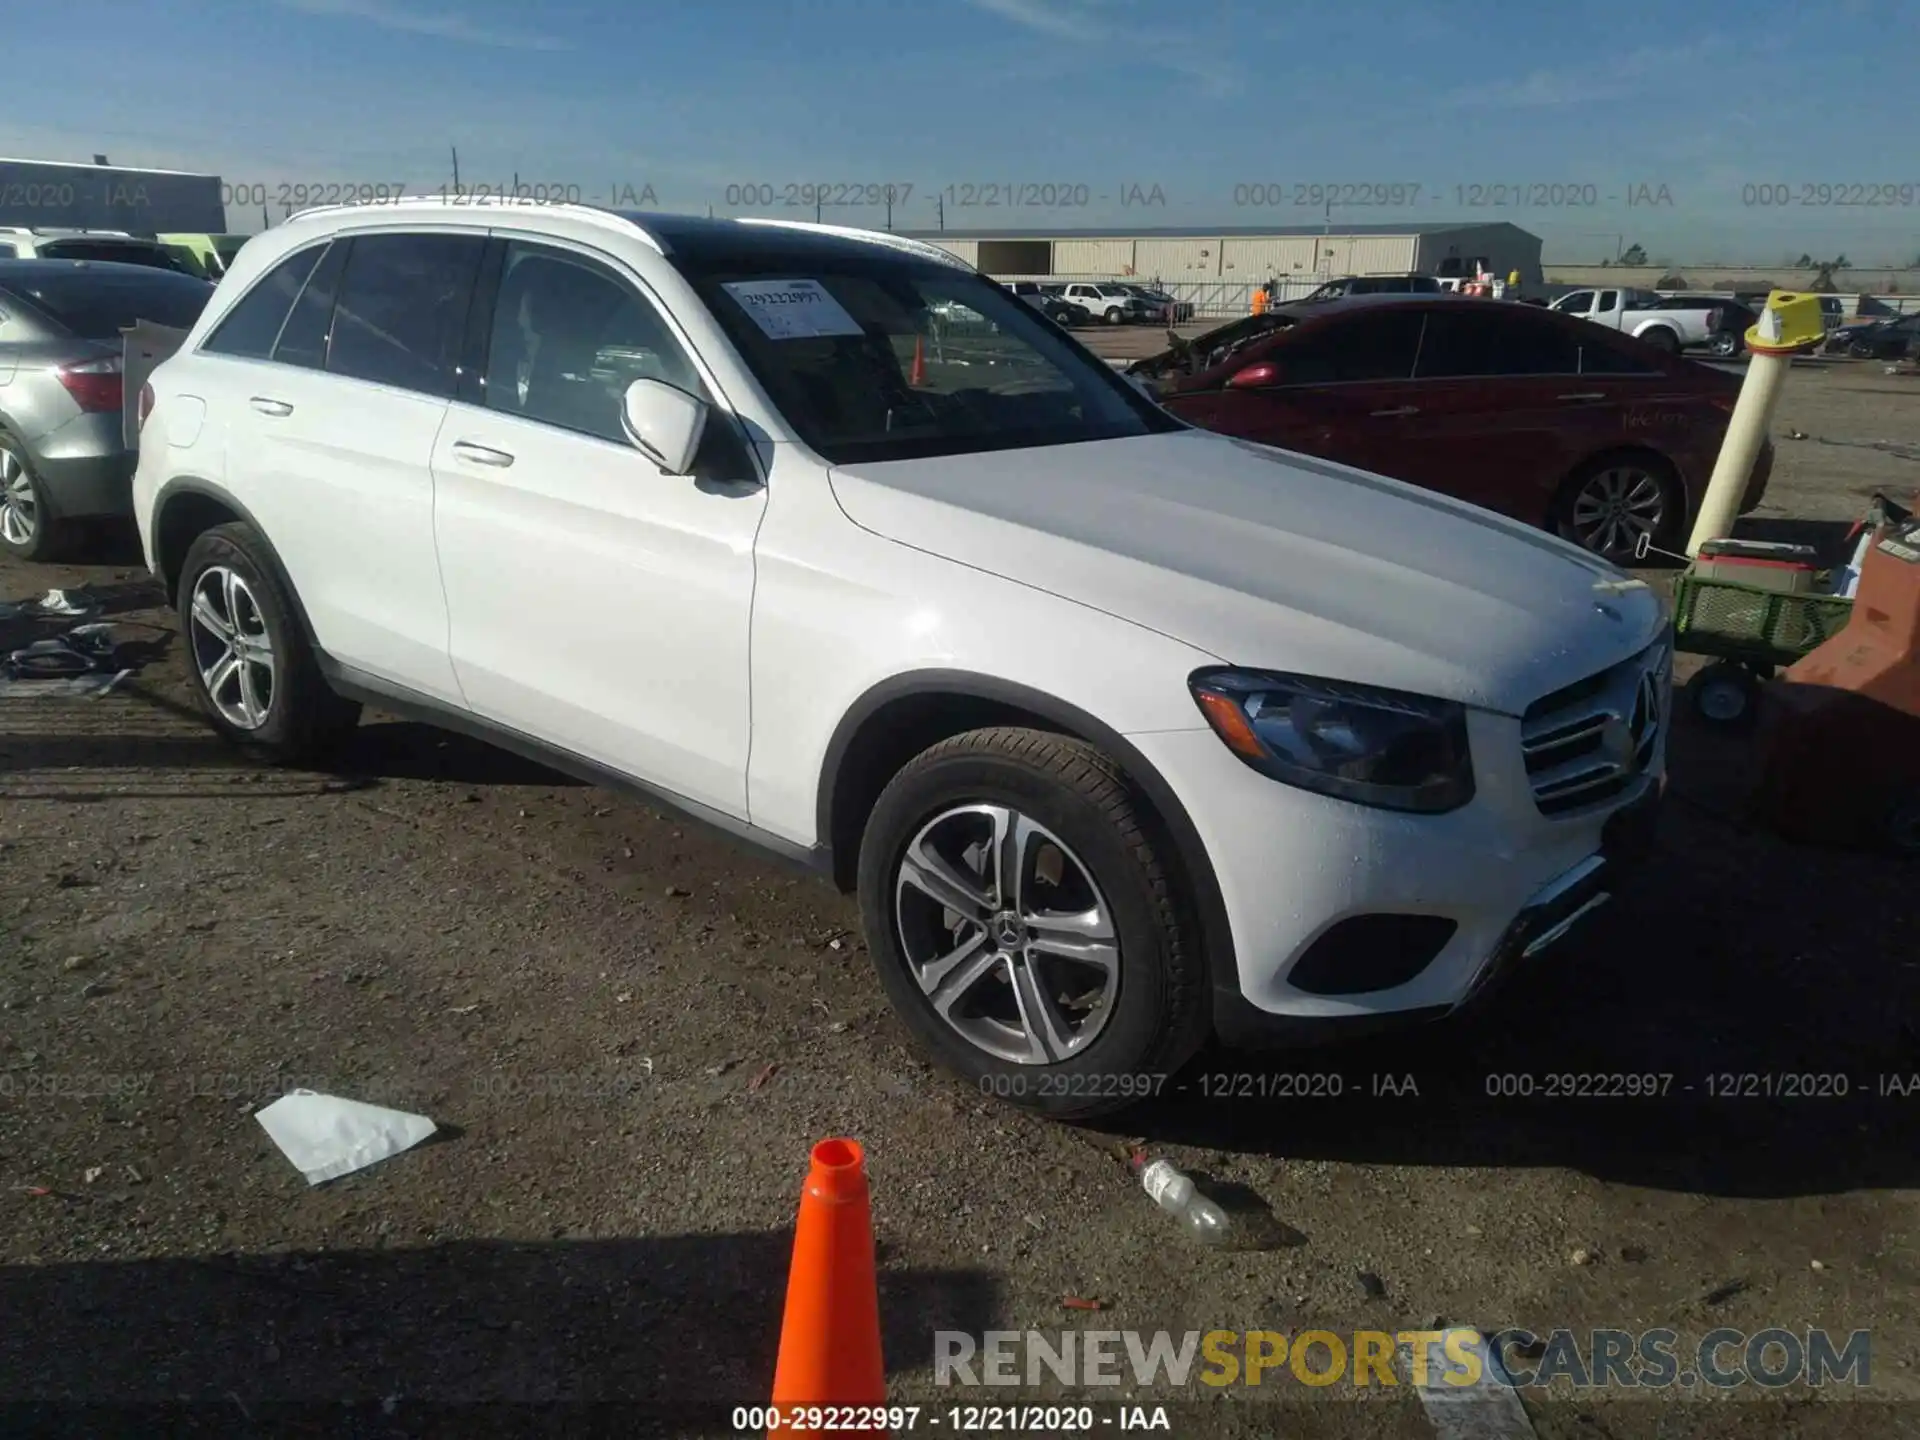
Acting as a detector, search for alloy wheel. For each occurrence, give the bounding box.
[0,446,37,547]
[188,565,276,729]
[893,803,1120,1065]
[1571,466,1667,558]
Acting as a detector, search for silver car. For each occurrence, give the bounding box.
[0,260,213,560]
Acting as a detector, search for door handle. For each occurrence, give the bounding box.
[451,441,515,468]
[249,397,293,417]
[1369,405,1419,417]
[1557,392,1607,402]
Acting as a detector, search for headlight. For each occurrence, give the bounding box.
[1189,668,1475,813]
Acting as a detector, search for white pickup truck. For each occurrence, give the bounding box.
[1549,287,1721,354]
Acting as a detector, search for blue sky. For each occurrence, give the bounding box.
[5,0,1919,263]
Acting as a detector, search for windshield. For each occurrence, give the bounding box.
[678,256,1181,463]
[37,239,192,273]
[1,268,213,337]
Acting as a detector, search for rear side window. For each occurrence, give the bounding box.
[0,243,16,259]
[271,241,347,370]
[38,240,185,272]
[326,233,485,397]
[1578,340,1661,376]
[1276,310,1424,383]
[1415,310,1581,377]
[202,245,326,359]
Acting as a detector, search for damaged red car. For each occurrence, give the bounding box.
[1126,295,1771,563]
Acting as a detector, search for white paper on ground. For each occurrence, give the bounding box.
[721,279,864,340]
[36,589,96,618]
[254,1090,438,1186]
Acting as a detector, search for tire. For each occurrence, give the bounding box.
[1688,661,1763,731]
[1104,307,1124,325]
[1639,327,1680,354]
[1709,331,1740,358]
[1554,453,1683,563]
[856,727,1208,1119]
[0,431,74,563]
[176,522,361,765]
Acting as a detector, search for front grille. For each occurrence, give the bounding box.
[1521,641,1668,817]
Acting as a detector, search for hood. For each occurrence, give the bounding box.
[828,430,1667,715]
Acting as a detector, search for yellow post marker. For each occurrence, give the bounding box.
[1686,290,1827,557]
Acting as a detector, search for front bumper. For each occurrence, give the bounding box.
[1127,706,1668,1048]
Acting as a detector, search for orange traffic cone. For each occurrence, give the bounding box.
[769,1139,887,1437]
[908,336,926,387]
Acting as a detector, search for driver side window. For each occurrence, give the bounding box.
[484,241,704,446]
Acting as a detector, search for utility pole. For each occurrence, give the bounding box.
[885,184,895,232]
[450,144,461,192]
[936,193,945,231]
[815,194,823,224]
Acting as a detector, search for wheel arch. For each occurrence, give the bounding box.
[151,478,319,648]
[817,669,1234,984]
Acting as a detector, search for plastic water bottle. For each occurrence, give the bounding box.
[1135,1156,1230,1244]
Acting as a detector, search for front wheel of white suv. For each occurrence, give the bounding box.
[176,522,363,766]
[857,727,1209,1118]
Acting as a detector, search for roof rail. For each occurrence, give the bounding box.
[734,217,974,270]
[278,196,665,253]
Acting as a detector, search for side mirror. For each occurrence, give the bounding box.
[1226,361,1280,390]
[621,378,709,475]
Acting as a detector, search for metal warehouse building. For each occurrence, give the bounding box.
[897,222,1543,287]
[0,156,225,235]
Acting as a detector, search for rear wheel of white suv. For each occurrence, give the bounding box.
[176,522,362,765]
[857,727,1207,1118]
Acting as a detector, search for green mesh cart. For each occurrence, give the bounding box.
[1671,571,1854,727]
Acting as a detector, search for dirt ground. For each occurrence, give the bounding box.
[2,358,1917,1438]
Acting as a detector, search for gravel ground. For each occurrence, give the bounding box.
[1,359,1917,1438]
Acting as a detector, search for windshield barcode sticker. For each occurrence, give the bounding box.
[721,279,865,340]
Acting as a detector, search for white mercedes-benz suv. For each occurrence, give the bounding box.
[134,200,1669,1116]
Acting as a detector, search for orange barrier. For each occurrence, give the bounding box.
[769,1139,887,1437]
[909,336,926,387]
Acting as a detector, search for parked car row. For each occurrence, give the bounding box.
[1005,279,1192,327]
[113,201,1668,1116]
[0,226,252,281]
